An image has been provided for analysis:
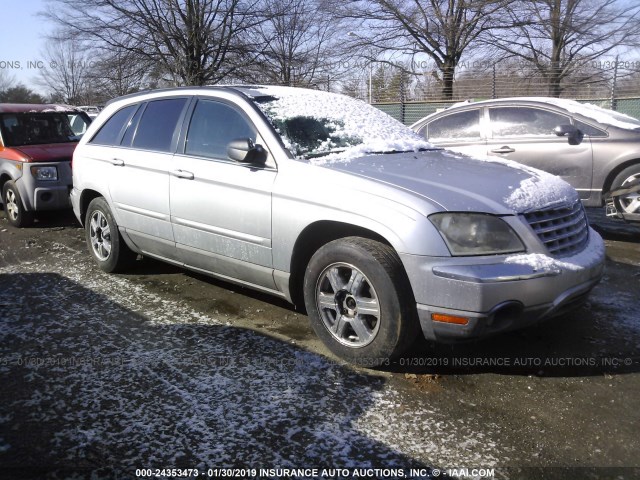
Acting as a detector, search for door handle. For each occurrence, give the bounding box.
[171,169,194,180]
[490,146,516,154]
[109,158,125,166]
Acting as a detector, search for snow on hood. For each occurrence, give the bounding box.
[246,86,431,161]
[503,164,578,211]
[436,149,579,213]
[323,150,579,214]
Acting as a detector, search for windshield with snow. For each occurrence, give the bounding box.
[249,86,430,160]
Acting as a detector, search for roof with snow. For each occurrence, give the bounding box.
[0,103,83,113]
[435,96,640,131]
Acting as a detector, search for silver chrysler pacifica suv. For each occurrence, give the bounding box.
[71,86,605,365]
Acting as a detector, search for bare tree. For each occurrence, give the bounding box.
[89,48,149,100]
[0,70,16,93]
[249,0,342,87]
[43,0,263,86]
[38,36,93,104]
[335,0,509,99]
[489,0,640,97]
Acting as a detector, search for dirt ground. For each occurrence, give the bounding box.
[0,207,639,479]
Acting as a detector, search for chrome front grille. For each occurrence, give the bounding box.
[524,202,589,257]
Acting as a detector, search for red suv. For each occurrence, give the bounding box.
[0,104,92,227]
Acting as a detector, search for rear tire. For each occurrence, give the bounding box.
[2,181,33,228]
[85,197,136,272]
[303,237,420,366]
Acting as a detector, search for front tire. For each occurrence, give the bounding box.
[2,181,33,228]
[85,197,136,272]
[303,237,419,366]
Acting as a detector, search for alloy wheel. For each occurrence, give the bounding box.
[89,210,112,261]
[315,262,381,348]
[619,173,640,214]
[5,189,19,222]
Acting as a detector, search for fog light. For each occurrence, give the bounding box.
[431,313,469,325]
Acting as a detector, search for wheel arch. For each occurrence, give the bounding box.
[0,174,24,208]
[287,220,405,310]
[0,173,12,194]
[78,189,105,226]
[603,159,640,195]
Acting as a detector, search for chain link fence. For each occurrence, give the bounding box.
[373,97,640,126]
[341,60,640,124]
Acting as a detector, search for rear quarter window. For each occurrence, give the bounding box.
[90,105,137,146]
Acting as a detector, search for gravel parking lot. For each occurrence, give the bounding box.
[0,208,639,479]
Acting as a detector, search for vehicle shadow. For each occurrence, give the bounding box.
[32,209,82,228]
[586,207,640,243]
[0,272,441,479]
[122,255,640,379]
[0,206,81,229]
[122,255,298,313]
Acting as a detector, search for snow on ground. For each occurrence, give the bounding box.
[0,242,508,476]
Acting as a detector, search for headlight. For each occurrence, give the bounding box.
[30,166,58,181]
[430,213,525,256]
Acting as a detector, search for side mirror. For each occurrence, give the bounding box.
[554,124,584,146]
[227,138,267,165]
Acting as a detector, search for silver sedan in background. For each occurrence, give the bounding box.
[411,97,640,218]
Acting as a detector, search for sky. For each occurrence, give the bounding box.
[0,0,52,92]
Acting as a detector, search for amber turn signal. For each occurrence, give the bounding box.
[431,313,469,325]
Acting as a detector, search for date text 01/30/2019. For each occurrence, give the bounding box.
[136,469,408,478]
[135,468,496,478]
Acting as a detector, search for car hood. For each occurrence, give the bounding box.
[12,143,77,163]
[319,150,579,215]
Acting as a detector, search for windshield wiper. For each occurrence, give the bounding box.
[305,149,347,159]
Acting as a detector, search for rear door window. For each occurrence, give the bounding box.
[121,104,146,147]
[132,98,189,152]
